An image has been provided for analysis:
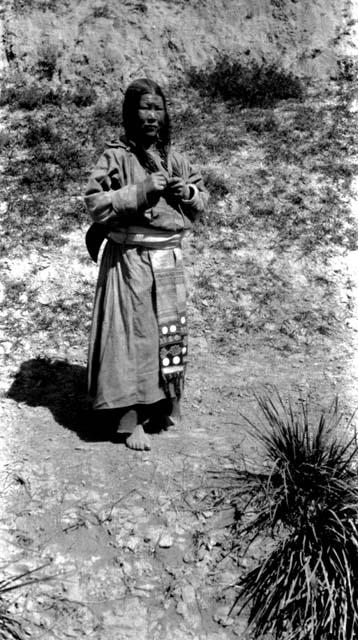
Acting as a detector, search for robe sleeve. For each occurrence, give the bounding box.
[171,153,209,221]
[84,149,149,224]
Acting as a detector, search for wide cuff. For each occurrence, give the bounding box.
[136,180,150,210]
[84,191,112,222]
[111,184,148,215]
[181,184,199,204]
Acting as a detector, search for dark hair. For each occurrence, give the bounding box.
[122,78,171,171]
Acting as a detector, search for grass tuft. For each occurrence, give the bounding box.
[234,395,358,639]
[202,168,231,203]
[0,562,53,639]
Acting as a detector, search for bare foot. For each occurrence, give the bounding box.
[125,424,151,451]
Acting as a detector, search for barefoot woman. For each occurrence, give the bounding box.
[84,79,208,451]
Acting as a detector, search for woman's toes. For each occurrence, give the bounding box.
[125,424,151,451]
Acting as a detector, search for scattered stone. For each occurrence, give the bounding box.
[133,557,153,575]
[202,510,214,518]
[176,599,187,617]
[119,559,132,576]
[64,576,82,601]
[142,525,164,544]
[349,98,358,113]
[133,580,155,594]
[125,535,140,552]
[0,341,12,354]
[115,533,124,547]
[163,509,177,527]
[183,550,195,563]
[181,584,196,605]
[131,506,145,517]
[158,532,173,548]
[214,612,235,627]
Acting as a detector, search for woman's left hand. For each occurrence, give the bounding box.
[166,177,191,201]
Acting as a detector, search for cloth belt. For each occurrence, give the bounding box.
[108,226,183,249]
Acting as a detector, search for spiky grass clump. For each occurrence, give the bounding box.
[237,395,358,640]
[0,606,24,640]
[0,563,52,639]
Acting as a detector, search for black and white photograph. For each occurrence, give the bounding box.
[0,0,358,637]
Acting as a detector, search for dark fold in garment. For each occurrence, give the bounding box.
[86,222,108,263]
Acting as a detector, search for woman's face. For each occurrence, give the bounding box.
[137,93,165,142]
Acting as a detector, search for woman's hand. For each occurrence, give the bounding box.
[166,177,191,201]
[144,172,168,194]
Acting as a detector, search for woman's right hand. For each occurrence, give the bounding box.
[144,172,168,194]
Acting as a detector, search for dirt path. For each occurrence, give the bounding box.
[1,82,358,637]
[1,310,358,639]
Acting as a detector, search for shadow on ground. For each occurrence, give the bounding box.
[5,357,113,441]
[6,357,170,443]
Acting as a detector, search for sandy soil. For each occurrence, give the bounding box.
[1,251,358,638]
[1,73,358,638]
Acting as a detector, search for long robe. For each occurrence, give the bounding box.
[84,139,208,411]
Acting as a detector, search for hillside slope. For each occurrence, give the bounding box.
[1,0,357,86]
[1,1,358,638]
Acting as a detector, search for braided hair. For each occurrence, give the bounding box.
[122,78,171,173]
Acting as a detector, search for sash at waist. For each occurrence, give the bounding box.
[108,226,183,249]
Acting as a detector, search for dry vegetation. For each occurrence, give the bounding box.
[231,396,358,639]
[1,59,357,368]
[1,50,358,637]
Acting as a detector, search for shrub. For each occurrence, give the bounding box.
[52,138,86,172]
[0,131,11,147]
[337,56,358,82]
[171,103,202,140]
[1,194,86,249]
[0,79,63,110]
[12,118,86,190]
[246,113,278,134]
[92,97,123,127]
[71,82,97,107]
[36,43,58,80]
[19,139,85,188]
[13,0,71,12]
[188,54,304,107]
[0,75,98,110]
[92,4,113,18]
[202,168,231,202]
[234,395,358,640]
[23,120,59,147]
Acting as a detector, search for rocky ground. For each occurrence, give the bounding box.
[1,279,358,639]
[1,64,358,638]
[1,0,353,85]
